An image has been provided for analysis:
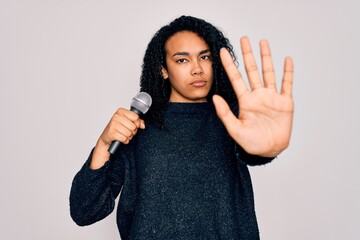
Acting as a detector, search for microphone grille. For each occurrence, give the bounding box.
[130,92,152,114]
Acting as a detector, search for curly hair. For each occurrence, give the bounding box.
[140,15,237,129]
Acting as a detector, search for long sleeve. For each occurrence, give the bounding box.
[69,148,125,226]
[235,143,275,166]
[69,103,274,239]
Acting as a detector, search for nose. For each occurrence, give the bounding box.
[191,61,204,76]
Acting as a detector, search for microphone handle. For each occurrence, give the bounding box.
[108,140,121,155]
[108,107,142,154]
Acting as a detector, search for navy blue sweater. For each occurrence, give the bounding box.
[70,102,273,239]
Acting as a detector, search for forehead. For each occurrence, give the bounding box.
[165,31,209,54]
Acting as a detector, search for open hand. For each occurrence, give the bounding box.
[213,36,294,157]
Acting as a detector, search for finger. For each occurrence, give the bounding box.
[260,40,277,90]
[213,95,241,139]
[115,122,135,139]
[140,120,145,129]
[241,36,262,90]
[220,48,248,98]
[122,110,145,129]
[121,109,141,122]
[117,115,138,133]
[281,57,294,96]
[113,131,130,144]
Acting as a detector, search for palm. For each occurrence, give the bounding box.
[235,87,293,156]
[213,37,294,157]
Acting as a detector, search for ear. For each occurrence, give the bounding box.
[161,66,169,79]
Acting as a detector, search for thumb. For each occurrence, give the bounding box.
[213,95,240,138]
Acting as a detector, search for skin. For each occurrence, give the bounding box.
[90,31,294,169]
[213,37,294,157]
[161,31,213,102]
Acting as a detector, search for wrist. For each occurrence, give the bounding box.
[90,139,111,170]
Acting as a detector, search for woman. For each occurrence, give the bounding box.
[70,15,294,239]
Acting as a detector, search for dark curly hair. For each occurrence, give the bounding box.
[140,15,237,128]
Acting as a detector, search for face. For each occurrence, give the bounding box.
[162,31,213,102]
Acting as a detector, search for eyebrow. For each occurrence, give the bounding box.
[172,49,211,57]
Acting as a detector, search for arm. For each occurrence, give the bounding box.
[69,148,125,226]
[70,107,144,225]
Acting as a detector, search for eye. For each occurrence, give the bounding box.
[200,55,212,61]
[176,58,188,64]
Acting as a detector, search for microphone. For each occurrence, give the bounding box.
[108,92,152,154]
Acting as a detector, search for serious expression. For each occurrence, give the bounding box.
[162,31,213,102]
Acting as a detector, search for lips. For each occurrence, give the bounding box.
[190,80,207,87]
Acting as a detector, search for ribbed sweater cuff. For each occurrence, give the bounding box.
[235,144,275,166]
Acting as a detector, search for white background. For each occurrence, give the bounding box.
[1,0,359,239]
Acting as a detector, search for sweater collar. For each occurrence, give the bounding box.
[166,102,214,115]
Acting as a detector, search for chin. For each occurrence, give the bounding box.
[190,93,209,102]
